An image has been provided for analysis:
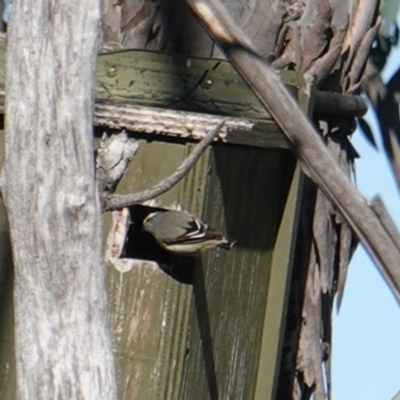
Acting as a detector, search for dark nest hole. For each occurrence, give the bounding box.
[121,204,196,284]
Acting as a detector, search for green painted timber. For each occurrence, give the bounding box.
[96,49,306,120]
[103,138,211,400]
[253,164,304,400]
[96,49,267,118]
[178,146,297,400]
[96,51,305,150]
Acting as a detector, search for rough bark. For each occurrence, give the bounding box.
[2,1,117,399]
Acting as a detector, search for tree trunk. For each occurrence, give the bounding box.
[2,1,117,399]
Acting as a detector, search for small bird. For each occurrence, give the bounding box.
[142,210,235,254]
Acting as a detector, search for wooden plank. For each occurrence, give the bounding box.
[94,51,302,149]
[94,103,288,149]
[179,146,297,400]
[96,49,271,119]
[103,137,211,400]
[253,164,304,400]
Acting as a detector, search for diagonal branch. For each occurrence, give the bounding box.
[104,121,224,210]
[184,0,400,302]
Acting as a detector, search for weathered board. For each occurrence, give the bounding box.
[103,140,302,400]
[103,138,211,400]
[178,146,299,400]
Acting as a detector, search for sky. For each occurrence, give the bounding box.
[332,37,400,400]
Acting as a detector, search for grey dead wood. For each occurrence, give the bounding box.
[96,131,139,206]
[1,0,117,399]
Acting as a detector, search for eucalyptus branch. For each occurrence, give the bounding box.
[104,121,224,210]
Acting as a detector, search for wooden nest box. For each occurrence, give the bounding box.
[97,50,309,400]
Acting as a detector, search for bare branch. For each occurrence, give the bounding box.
[184,0,400,303]
[104,121,224,210]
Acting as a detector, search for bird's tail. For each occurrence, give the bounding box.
[218,240,236,250]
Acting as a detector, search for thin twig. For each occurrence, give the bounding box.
[104,121,225,210]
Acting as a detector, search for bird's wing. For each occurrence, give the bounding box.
[169,218,223,244]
